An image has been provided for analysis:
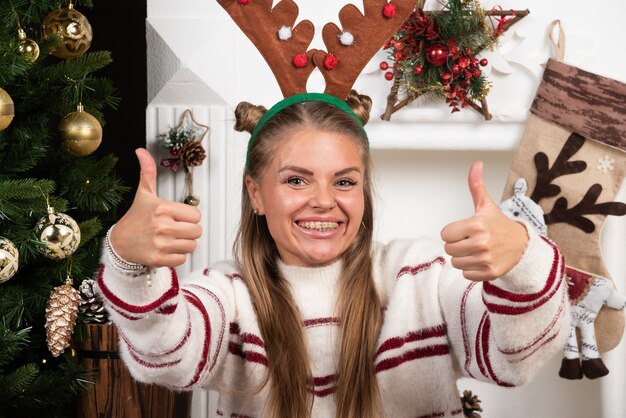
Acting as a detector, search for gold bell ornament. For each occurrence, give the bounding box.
[42,2,93,59]
[0,237,19,284]
[0,87,15,132]
[33,206,81,260]
[58,103,103,156]
[45,276,81,357]
[17,28,40,62]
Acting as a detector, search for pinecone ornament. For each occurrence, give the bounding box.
[179,140,206,167]
[79,278,109,324]
[45,278,81,357]
[461,390,483,418]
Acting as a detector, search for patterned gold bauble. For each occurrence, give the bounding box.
[0,237,19,284]
[45,277,81,357]
[0,87,15,132]
[34,206,81,260]
[42,3,93,59]
[58,103,102,156]
[17,29,40,62]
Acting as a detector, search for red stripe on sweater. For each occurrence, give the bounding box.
[498,289,566,356]
[182,290,212,388]
[120,311,192,357]
[226,272,244,281]
[416,412,444,418]
[228,341,268,366]
[509,330,561,364]
[461,282,479,377]
[127,347,182,369]
[157,303,178,315]
[314,386,336,397]
[475,312,489,378]
[483,237,560,303]
[230,322,240,335]
[188,284,227,372]
[480,316,513,387]
[313,374,337,386]
[451,409,464,415]
[97,265,179,314]
[109,304,143,320]
[483,254,564,316]
[303,317,340,328]
[396,257,446,280]
[376,325,447,357]
[375,344,449,373]
[242,333,264,348]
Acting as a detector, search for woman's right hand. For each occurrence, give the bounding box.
[109,148,203,267]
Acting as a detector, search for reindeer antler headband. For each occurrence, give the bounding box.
[218,0,418,158]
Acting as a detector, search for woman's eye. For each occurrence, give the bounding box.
[286,177,305,186]
[336,179,356,189]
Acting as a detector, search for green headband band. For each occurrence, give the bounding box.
[246,93,368,172]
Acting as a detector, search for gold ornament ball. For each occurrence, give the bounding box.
[43,3,93,59]
[0,87,15,132]
[0,237,19,284]
[34,207,81,260]
[17,29,40,62]
[58,104,103,157]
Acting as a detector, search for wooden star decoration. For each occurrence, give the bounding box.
[380,0,529,121]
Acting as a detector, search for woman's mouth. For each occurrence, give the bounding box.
[297,221,340,232]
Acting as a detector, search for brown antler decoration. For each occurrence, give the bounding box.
[217,0,316,97]
[531,133,626,233]
[313,0,418,100]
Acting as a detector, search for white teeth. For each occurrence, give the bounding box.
[298,221,339,231]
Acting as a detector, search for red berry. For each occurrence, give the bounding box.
[472,68,482,78]
[383,3,397,18]
[480,58,488,66]
[324,54,338,70]
[413,65,423,75]
[292,53,308,68]
[394,52,403,60]
[442,71,452,81]
[384,71,394,80]
[379,61,389,70]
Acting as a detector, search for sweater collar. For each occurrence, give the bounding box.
[277,258,343,293]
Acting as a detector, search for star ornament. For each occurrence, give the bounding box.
[380,0,529,121]
[597,155,615,174]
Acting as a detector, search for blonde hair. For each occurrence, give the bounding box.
[233,90,383,418]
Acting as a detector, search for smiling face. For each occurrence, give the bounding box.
[246,127,366,267]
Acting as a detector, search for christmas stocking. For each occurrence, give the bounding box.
[501,22,626,380]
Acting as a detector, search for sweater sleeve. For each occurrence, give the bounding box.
[438,223,570,386]
[96,249,238,391]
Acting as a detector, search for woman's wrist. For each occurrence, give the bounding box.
[105,224,150,276]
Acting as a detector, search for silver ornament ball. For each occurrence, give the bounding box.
[0,236,19,283]
[34,207,81,260]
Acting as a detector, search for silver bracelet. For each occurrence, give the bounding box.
[105,225,150,276]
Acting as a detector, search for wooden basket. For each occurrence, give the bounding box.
[75,323,192,418]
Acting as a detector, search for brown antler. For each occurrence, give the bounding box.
[217,0,316,97]
[530,133,587,202]
[313,0,418,100]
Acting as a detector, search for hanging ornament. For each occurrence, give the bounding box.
[42,2,93,59]
[17,29,40,62]
[0,237,19,284]
[78,278,109,323]
[34,206,81,260]
[0,87,15,132]
[45,276,81,356]
[58,103,103,156]
[158,109,209,206]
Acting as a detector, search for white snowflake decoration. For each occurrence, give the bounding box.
[597,155,615,174]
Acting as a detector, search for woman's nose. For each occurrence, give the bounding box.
[309,186,337,210]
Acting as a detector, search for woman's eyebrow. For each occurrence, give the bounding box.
[335,167,361,176]
[278,165,313,175]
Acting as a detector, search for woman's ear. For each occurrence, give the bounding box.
[245,175,265,215]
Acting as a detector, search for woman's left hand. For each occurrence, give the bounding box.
[440,161,528,281]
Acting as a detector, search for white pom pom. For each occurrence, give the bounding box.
[338,31,354,46]
[278,26,292,41]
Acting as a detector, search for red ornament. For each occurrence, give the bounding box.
[413,65,423,75]
[324,53,338,70]
[480,58,488,67]
[472,68,482,78]
[394,51,404,60]
[238,0,251,4]
[448,46,460,58]
[292,53,308,68]
[425,44,448,66]
[442,71,452,81]
[379,61,389,70]
[464,48,473,56]
[452,64,461,75]
[384,71,394,80]
[458,56,470,69]
[383,2,397,18]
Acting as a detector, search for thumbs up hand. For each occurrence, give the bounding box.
[109,148,203,267]
[440,162,528,281]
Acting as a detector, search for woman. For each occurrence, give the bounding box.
[99,91,568,418]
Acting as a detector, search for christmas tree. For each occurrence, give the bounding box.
[0,1,127,417]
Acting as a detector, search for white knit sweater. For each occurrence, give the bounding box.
[97,226,568,418]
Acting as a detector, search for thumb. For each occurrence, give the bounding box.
[135,148,157,195]
[468,161,494,212]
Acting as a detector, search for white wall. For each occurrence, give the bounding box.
[145,1,626,417]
